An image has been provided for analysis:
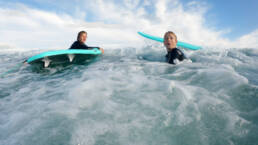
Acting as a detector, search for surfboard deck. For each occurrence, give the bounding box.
[138,32,201,50]
[27,48,102,67]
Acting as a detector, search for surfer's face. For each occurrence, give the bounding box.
[164,34,177,51]
[79,33,87,43]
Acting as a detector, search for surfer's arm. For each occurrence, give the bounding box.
[23,60,28,64]
[177,49,186,61]
[86,47,99,49]
[99,47,104,54]
[87,47,104,53]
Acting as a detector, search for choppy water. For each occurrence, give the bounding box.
[1,46,258,145]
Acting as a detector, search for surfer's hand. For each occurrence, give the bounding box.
[23,60,28,64]
[99,47,104,54]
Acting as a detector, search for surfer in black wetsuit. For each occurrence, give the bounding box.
[70,31,104,53]
[164,31,186,64]
[22,31,104,64]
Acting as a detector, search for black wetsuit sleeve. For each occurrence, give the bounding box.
[87,47,100,49]
[176,49,186,61]
[166,48,186,64]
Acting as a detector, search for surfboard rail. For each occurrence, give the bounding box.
[27,48,102,63]
[27,48,102,67]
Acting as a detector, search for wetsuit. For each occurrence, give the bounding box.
[166,48,186,64]
[69,41,98,49]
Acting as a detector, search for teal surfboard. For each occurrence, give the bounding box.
[138,32,201,50]
[27,48,102,67]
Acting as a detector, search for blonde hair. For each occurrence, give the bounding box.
[164,31,177,41]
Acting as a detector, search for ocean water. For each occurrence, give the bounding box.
[0,46,258,145]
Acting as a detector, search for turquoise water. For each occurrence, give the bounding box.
[0,47,258,145]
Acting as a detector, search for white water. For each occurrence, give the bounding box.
[0,46,258,145]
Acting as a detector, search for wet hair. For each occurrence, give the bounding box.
[164,31,177,41]
[77,31,87,41]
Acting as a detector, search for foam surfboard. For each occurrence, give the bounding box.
[26,48,102,67]
[138,32,201,50]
